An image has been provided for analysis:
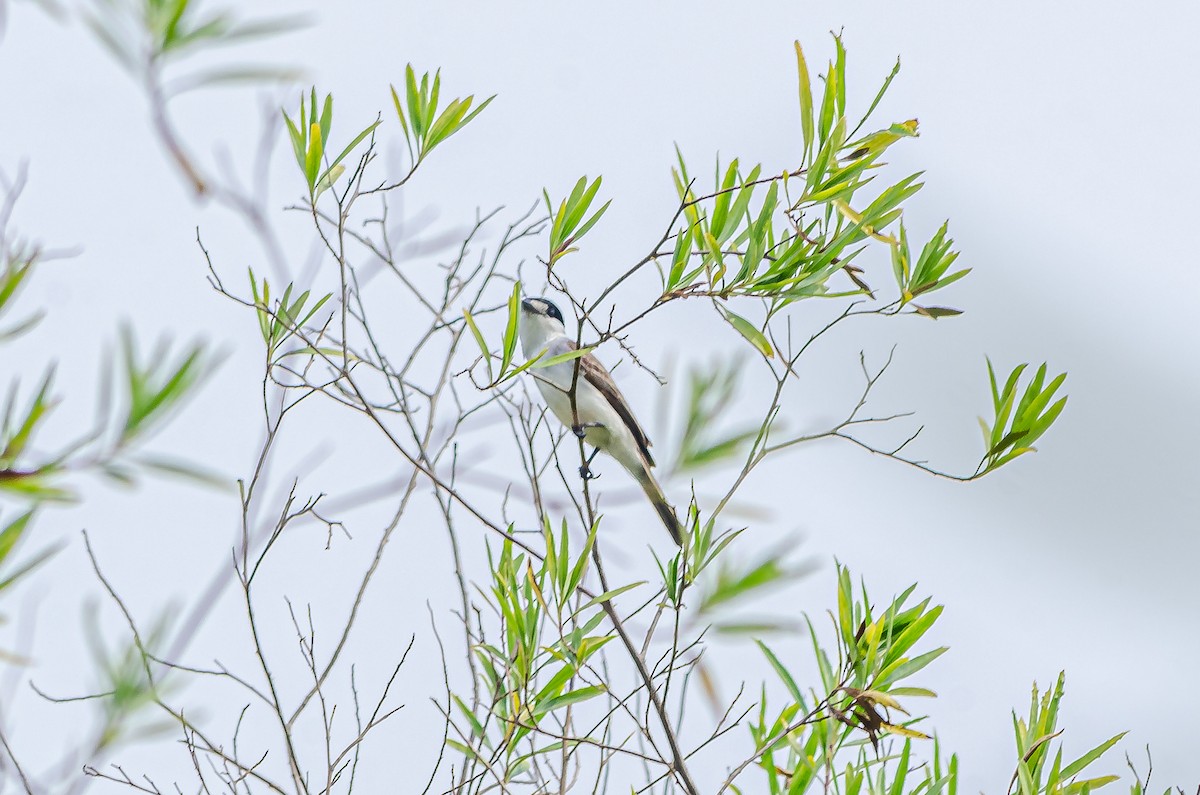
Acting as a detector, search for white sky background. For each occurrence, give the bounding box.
[1,0,1198,791]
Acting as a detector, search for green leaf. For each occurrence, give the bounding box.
[424,97,468,152]
[1065,777,1119,795]
[313,164,344,199]
[405,66,423,140]
[134,455,231,491]
[794,41,814,161]
[500,284,521,374]
[667,225,696,291]
[445,738,481,759]
[818,59,838,145]
[850,56,901,140]
[451,694,486,739]
[531,685,604,717]
[119,329,207,441]
[318,93,333,145]
[427,70,441,131]
[1060,733,1126,779]
[758,640,805,706]
[547,177,609,263]
[882,604,943,666]
[462,309,493,382]
[1,370,55,463]
[0,540,59,593]
[567,520,599,598]
[459,94,495,131]
[1016,758,1036,795]
[721,308,773,358]
[875,646,948,688]
[530,660,574,701]
[887,686,937,698]
[328,119,381,174]
[563,176,602,239]
[572,199,612,247]
[0,510,33,565]
[304,122,323,190]
[577,581,645,611]
[530,346,594,370]
[709,159,740,241]
[832,33,847,119]
[282,111,306,170]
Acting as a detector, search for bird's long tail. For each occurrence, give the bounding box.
[636,468,683,545]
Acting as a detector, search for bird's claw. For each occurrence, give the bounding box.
[579,464,600,481]
[571,421,603,439]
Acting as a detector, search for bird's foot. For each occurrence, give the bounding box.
[578,447,601,481]
[571,421,604,439]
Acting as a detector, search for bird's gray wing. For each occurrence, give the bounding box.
[576,348,655,468]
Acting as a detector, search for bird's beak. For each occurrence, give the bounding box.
[520,298,538,314]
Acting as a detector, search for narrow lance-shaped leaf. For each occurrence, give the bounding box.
[722,308,773,358]
[571,199,611,248]
[1,369,55,463]
[405,65,423,140]
[462,309,493,382]
[529,347,594,370]
[326,119,381,178]
[833,33,847,119]
[0,510,33,565]
[850,55,902,140]
[562,176,602,239]
[304,122,323,190]
[794,41,815,162]
[577,581,645,612]
[282,110,306,170]
[818,59,838,145]
[500,283,521,374]
[531,685,604,717]
[757,640,806,706]
[1060,733,1127,780]
[318,93,333,145]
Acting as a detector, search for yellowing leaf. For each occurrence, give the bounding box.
[882,722,930,740]
[859,689,909,714]
[833,199,899,245]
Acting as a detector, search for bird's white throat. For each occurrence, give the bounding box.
[518,311,567,360]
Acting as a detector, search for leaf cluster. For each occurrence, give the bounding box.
[891,222,969,316]
[0,369,68,501]
[85,0,302,80]
[452,523,617,779]
[1008,673,1125,795]
[672,359,759,473]
[283,89,381,200]
[748,564,946,794]
[459,35,1070,486]
[117,325,206,444]
[83,605,175,750]
[247,269,333,360]
[657,38,938,315]
[979,360,1068,474]
[544,176,611,267]
[0,324,208,502]
[391,66,494,166]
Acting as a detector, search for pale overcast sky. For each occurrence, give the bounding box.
[0,0,1197,791]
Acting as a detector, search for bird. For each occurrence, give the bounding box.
[518,296,683,545]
